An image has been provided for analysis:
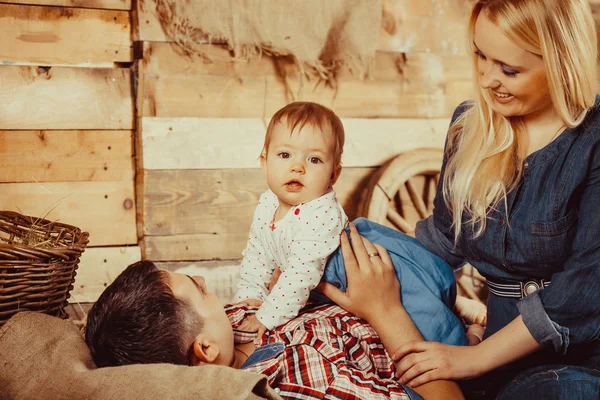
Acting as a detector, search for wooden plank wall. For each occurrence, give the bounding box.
[135,0,477,267]
[136,0,600,298]
[4,0,600,304]
[0,0,140,304]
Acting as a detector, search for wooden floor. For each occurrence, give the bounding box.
[64,302,93,331]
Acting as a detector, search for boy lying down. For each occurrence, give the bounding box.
[85,227,482,400]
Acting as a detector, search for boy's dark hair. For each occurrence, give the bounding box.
[85,261,204,367]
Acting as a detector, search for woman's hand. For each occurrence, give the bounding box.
[392,341,485,387]
[319,223,465,398]
[317,222,402,322]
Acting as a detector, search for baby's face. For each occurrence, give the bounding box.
[262,121,339,214]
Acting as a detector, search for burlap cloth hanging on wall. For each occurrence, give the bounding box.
[144,0,382,80]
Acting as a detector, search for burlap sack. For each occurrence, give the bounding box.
[143,0,382,80]
[0,312,281,400]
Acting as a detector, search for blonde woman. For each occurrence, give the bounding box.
[322,0,600,398]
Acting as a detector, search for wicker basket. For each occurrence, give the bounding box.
[0,211,89,326]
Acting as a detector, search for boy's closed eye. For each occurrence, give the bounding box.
[186,275,206,297]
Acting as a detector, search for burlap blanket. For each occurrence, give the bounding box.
[143,0,381,80]
[0,312,281,400]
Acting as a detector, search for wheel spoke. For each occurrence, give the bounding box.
[362,149,488,304]
[405,178,428,219]
[387,208,413,233]
[426,175,437,213]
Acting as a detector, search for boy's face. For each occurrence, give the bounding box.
[261,121,340,214]
[167,271,235,367]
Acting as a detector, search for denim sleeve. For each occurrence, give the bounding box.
[518,138,600,354]
[517,292,569,354]
[416,216,466,269]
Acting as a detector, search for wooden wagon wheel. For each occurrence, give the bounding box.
[359,148,488,303]
[359,148,443,232]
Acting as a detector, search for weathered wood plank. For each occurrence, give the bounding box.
[142,73,466,119]
[141,42,405,79]
[135,123,147,242]
[64,302,93,326]
[70,246,141,303]
[138,42,473,119]
[157,260,241,304]
[0,4,131,66]
[0,130,133,183]
[141,167,375,261]
[142,168,267,238]
[0,0,131,10]
[378,0,475,54]
[0,66,134,130]
[0,181,137,246]
[134,0,166,41]
[140,117,449,170]
[144,231,248,262]
[71,256,241,304]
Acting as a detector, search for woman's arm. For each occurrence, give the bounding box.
[392,314,542,386]
[319,223,464,400]
[392,137,600,385]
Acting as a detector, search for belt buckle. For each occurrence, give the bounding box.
[521,280,540,298]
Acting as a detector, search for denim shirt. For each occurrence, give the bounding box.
[240,342,285,369]
[416,98,600,362]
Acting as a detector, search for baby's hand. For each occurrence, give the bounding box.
[466,323,485,346]
[267,266,282,291]
[238,314,268,338]
[455,295,487,326]
[235,298,263,308]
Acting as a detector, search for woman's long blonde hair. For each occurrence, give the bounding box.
[444,0,598,241]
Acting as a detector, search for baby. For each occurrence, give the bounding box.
[235,101,486,344]
[235,102,348,336]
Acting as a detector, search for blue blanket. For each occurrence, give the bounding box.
[311,218,468,346]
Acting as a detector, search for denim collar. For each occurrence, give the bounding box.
[525,96,600,171]
[523,126,574,171]
[240,342,285,369]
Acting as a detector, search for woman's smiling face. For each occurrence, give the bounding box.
[474,11,555,121]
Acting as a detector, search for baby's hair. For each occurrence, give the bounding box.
[262,102,345,166]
